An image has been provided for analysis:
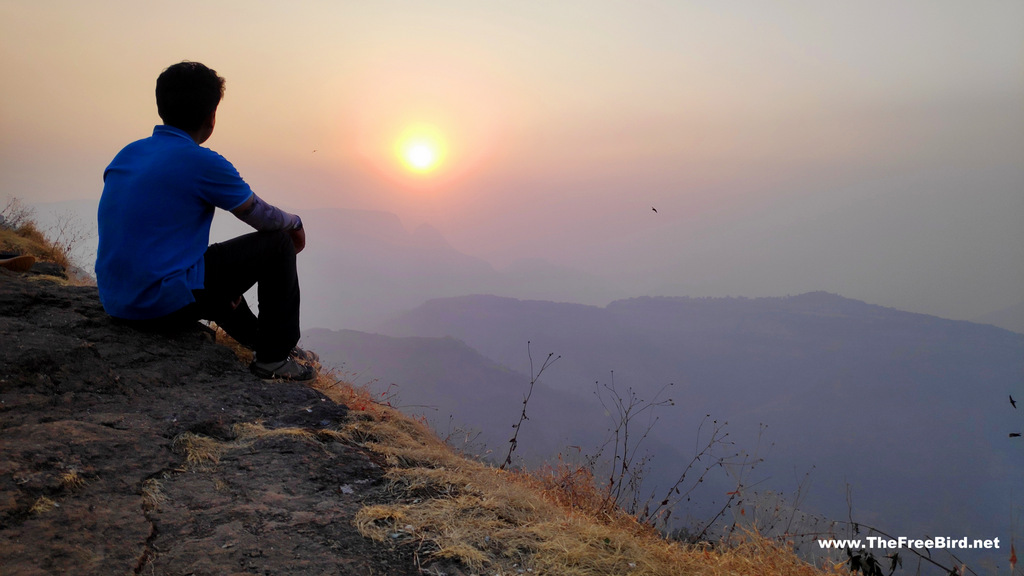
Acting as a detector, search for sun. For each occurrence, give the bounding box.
[405,142,437,171]
[395,125,446,174]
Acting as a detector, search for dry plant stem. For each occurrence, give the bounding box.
[592,374,675,517]
[703,424,771,543]
[500,341,559,470]
[1,196,35,229]
[588,376,770,540]
[645,415,731,527]
[781,468,814,537]
[45,210,92,265]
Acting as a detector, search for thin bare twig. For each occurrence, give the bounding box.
[500,341,559,470]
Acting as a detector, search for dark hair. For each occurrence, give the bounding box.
[155,61,225,132]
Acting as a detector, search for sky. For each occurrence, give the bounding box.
[2,0,1022,321]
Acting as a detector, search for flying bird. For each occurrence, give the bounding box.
[1010,433,1022,438]
[1011,395,1017,409]
[651,207,658,213]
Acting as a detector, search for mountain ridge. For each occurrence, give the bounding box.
[370,289,1023,571]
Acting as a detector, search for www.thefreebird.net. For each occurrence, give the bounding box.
[818,536,1002,550]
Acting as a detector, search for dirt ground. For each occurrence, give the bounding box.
[0,269,454,575]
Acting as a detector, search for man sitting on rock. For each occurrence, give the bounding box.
[96,61,314,381]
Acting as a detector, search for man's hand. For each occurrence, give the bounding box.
[290,227,306,254]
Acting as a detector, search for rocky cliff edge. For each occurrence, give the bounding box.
[0,269,426,575]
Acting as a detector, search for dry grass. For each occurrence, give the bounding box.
[0,222,71,270]
[211,324,255,364]
[199,321,845,575]
[29,496,58,515]
[303,366,846,576]
[59,470,86,492]
[141,479,167,511]
[172,422,320,469]
[172,432,227,467]
[0,202,94,285]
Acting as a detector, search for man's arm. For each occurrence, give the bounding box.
[231,193,305,253]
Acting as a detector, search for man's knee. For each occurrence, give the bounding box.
[258,230,296,259]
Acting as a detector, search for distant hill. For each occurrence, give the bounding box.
[375,292,1024,569]
[302,328,599,463]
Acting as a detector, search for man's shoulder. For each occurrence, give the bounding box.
[112,134,159,157]
[117,127,224,159]
[189,144,245,180]
[135,135,232,168]
[113,129,192,158]
[194,145,233,165]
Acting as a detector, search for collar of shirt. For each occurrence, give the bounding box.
[152,124,195,142]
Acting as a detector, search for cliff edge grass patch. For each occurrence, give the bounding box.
[294,364,844,576]
[0,222,63,266]
[0,215,91,284]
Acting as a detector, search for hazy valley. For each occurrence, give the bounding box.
[306,292,1023,570]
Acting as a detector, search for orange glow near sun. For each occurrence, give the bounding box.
[395,124,446,174]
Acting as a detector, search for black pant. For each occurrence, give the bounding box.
[120,231,300,362]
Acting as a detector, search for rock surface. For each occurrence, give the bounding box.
[0,270,424,575]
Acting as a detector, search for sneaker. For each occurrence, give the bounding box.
[250,356,316,381]
[290,346,319,364]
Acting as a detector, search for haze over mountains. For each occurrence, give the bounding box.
[26,197,1024,334]
[295,208,627,330]
[308,292,1024,572]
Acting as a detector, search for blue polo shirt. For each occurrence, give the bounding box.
[96,125,253,319]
